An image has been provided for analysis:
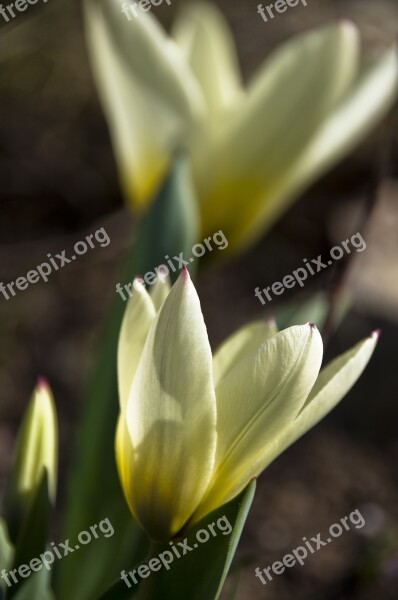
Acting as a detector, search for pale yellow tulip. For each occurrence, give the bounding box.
[85,1,398,252]
[116,271,378,540]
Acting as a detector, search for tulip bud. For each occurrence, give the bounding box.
[4,378,58,542]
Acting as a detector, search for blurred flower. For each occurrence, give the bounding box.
[4,379,58,537]
[9,379,58,504]
[85,1,398,252]
[116,271,378,541]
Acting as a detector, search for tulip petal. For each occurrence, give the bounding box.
[117,279,156,412]
[84,0,205,208]
[268,331,379,461]
[172,2,243,114]
[205,331,378,518]
[197,22,360,247]
[213,318,277,386]
[195,324,323,519]
[150,275,171,312]
[276,46,398,213]
[98,0,205,119]
[230,48,398,247]
[115,415,139,523]
[126,269,217,540]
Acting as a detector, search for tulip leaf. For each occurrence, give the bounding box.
[273,292,329,330]
[57,154,199,600]
[0,519,13,574]
[7,472,51,599]
[273,291,350,335]
[11,569,54,600]
[0,520,13,598]
[97,480,256,600]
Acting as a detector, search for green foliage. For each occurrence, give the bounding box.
[56,154,199,600]
[98,481,256,600]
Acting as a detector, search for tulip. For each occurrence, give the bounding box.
[116,270,378,541]
[84,1,398,252]
[4,379,58,540]
[9,379,58,504]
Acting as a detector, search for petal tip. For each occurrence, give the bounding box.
[337,18,355,30]
[133,276,145,290]
[372,329,382,341]
[37,376,49,389]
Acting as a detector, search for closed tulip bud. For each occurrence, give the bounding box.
[4,379,58,540]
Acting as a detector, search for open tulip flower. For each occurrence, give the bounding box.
[85,0,398,252]
[116,269,378,541]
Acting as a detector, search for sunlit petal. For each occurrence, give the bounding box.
[172,2,243,114]
[197,22,360,247]
[117,279,156,411]
[84,0,205,207]
[213,318,277,385]
[126,269,217,540]
[195,324,323,519]
[150,275,171,312]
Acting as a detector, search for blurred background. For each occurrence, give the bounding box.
[0,0,398,598]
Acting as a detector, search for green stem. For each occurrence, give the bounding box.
[135,541,166,600]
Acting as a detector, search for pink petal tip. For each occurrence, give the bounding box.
[37,376,48,389]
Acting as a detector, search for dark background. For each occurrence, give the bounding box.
[0,0,398,598]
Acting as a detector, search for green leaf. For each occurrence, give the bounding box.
[56,154,199,600]
[7,472,51,599]
[11,569,54,600]
[0,519,13,574]
[273,292,329,330]
[98,480,256,600]
[273,291,350,336]
[0,520,13,597]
